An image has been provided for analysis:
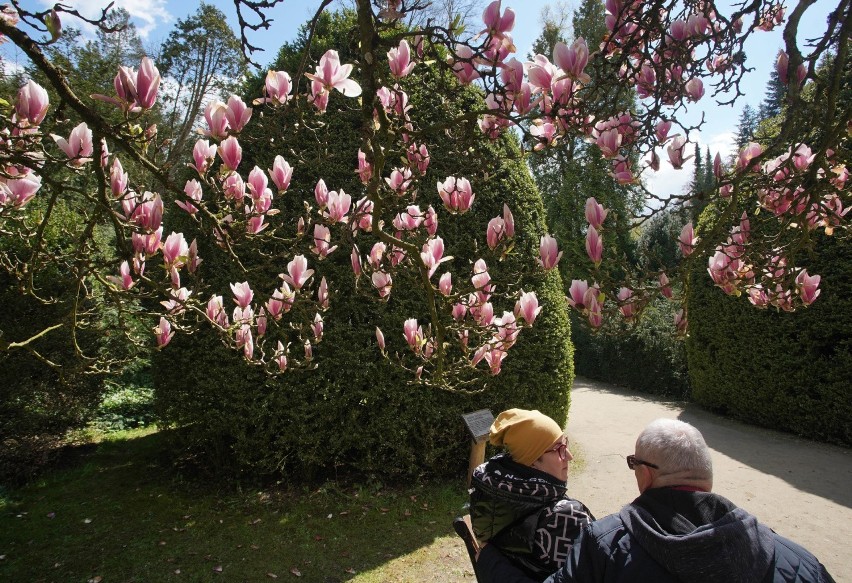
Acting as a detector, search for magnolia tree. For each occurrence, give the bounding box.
[0,0,848,388]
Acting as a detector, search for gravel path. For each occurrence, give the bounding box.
[564,376,852,579]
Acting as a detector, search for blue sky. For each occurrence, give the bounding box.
[17,0,838,196]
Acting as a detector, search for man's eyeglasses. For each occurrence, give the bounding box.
[544,441,570,461]
[626,454,659,470]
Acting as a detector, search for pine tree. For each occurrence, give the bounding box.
[759,67,786,119]
[734,104,758,148]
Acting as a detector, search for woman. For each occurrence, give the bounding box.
[469,408,594,581]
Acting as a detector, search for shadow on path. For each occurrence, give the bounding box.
[571,377,852,509]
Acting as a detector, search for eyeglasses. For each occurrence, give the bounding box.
[544,441,570,461]
[626,454,659,470]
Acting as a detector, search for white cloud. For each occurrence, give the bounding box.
[643,129,737,200]
[39,0,172,39]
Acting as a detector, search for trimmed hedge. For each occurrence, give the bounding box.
[686,208,852,446]
[153,12,573,481]
[572,296,690,398]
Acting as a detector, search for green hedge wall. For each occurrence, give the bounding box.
[572,296,690,398]
[686,208,852,445]
[153,12,573,481]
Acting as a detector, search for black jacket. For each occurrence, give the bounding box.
[470,453,594,581]
[477,488,835,583]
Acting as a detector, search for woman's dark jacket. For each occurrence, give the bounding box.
[470,453,594,581]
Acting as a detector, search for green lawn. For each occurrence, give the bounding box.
[0,428,476,582]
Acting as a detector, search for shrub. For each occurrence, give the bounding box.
[686,206,852,445]
[152,12,573,482]
[572,296,690,398]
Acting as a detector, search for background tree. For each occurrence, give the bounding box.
[157,3,246,173]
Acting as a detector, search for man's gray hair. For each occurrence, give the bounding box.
[636,418,713,480]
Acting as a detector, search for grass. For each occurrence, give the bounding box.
[0,427,477,582]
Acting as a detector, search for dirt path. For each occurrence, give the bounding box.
[564,376,852,579]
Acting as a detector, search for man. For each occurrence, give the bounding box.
[477,418,835,583]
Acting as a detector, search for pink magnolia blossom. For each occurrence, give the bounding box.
[283,255,314,290]
[388,39,415,78]
[311,224,337,258]
[135,57,161,110]
[659,273,673,299]
[385,167,413,194]
[736,142,763,172]
[304,339,313,361]
[110,159,128,198]
[438,176,474,214]
[225,95,252,133]
[515,291,541,325]
[190,139,217,174]
[685,78,704,102]
[795,269,821,305]
[587,294,603,328]
[567,279,591,309]
[448,44,480,84]
[236,325,254,360]
[476,302,495,326]
[371,270,393,298]
[230,281,254,309]
[309,79,330,113]
[218,136,242,171]
[305,49,362,97]
[487,216,507,249]
[655,120,672,143]
[356,150,373,184]
[501,204,515,238]
[162,232,189,268]
[424,205,438,236]
[553,38,590,82]
[256,70,292,105]
[256,307,268,337]
[617,287,638,321]
[108,260,135,291]
[312,313,324,342]
[222,172,245,202]
[326,189,352,223]
[313,179,329,208]
[679,222,697,256]
[369,242,386,269]
[667,135,690,169]
[538,234,562,269]
[393,205,424,231]
[161,287,191,315]
[15,80,49,126]
[318,277,329,310]
[129,191,164,231]
[595,128,622,158]
[482,0,515,36]
[529,121,557,150]
[674,309,688,335]
[203,101,229,139]
[585,197,608,228]
[420,237,450,278]
[611,156,635,185]
[351,246,362,279]
[269,155,293,193]
[439,272,452,296]
[376,327,386,352]
[713,153,723,179]
[207,295,228,327]
[275,342,288,371]
[187,239,202,274]
[154,317,174,348]
[407,143,430,175]
[452,303,467,321]
[176,179,202,215]
[0,172,42,208]
[526,54,556,90]
[585,226,603,265]
[247,166,270,201]
[775,50,807,87]
[51,122,93,165]
[471,259,493,303]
